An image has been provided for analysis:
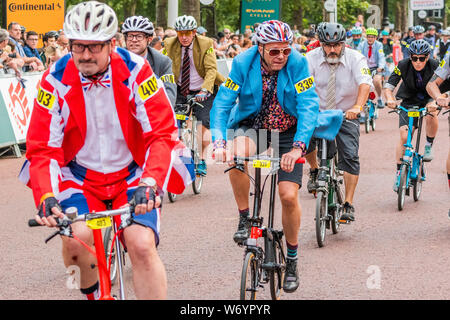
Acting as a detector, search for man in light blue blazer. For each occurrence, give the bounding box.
[211,20,341,294]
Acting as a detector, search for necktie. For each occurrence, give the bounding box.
[180,46,190,96]
[368,45,372,58]
[326,64,338,110]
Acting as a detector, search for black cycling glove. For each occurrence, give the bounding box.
[131,186,156,207]
[38,196,62,219]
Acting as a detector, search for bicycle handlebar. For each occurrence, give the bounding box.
[28,206,132,228]
[232,155,305,164]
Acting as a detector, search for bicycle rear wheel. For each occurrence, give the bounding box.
[240,251,258,300]
[315,191,327,247]
[269,238,285,300]
[397,164,408,211]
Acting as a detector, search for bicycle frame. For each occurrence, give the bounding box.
[396,106,426,189]
[29,207,131,300]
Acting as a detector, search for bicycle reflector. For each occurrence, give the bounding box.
[369,92,376,100]
[250,227,263,239]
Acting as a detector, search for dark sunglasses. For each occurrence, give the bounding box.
[411,56,427,62]
[264,47,292,57]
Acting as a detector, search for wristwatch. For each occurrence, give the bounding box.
[140,177,156,187]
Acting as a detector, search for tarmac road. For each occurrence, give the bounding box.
[1,108,449,300]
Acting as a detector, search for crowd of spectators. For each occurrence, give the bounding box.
[2,18,450,78]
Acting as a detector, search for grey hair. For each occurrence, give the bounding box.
[0,29,9,43]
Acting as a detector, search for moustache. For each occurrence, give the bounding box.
[78,59,97,64]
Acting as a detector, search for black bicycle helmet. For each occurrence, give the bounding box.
[317,22,346,44]
[408,39,431,56]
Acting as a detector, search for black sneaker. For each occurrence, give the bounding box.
[283,259,299,293]
[307,169,319,194]
[233,213,250,244]
[340,202,355,221]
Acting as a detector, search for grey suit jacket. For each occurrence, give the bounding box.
[146,47,177,107]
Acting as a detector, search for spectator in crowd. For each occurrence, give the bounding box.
[240,38,252,51]
[304,30,316,46]
[42,31,64,68]
[8,22,44,71]
[155,26,164,39]
[41,31,59,67]
[293,35,307,54]
[164,28,177,38]
[23,31,44,64]
[226,34,242,58]
[150,36,163,51]
[0,29,23,76]
[115,32,126,47]
[197,26,207,36]
[243,28,252,40]
[56,32,69,55]
[214,31,227,58]
[223,28,231,42]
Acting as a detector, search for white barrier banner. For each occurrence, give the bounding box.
[0,72,42,142]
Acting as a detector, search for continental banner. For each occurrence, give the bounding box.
[0,72,42,144]
[241,0,280,32]
[3,0,65,47]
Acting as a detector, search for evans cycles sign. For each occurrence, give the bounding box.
[241,0,281,32]
[2,0,65,47]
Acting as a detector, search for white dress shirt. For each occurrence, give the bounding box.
[76,66,134,174]
[306,47,373,112]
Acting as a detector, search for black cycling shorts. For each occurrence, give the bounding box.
[176,86,214,129]
[232,124,303,187]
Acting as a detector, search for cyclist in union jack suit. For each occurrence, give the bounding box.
[20,1,192,300]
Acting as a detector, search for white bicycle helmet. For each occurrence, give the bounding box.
[63,1,118,41]
[254,20,293,44]
[122,16,154,35]
[174,15,197,31]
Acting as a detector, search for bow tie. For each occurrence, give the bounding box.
[81,73,111,91]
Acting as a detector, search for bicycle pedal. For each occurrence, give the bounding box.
[338,219,351,224]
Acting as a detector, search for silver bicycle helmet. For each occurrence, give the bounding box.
[174,15,197,31]
[317,22,346,44]
[408,39,431,56]
[122,16,154,35]
[64,1,118,41]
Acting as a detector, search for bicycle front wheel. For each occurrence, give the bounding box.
[269,238,285,300]
[240,251,258,300]
[104,226,118,283]
[397,164,408,211]
[413,161,424,202]
[315,191,327,247]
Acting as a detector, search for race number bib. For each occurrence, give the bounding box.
[224,78,240,91]
[295,76,314,94]
[361,68,371,76]
[138,75,159,102]
[36,87,56,110]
